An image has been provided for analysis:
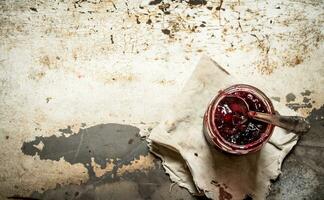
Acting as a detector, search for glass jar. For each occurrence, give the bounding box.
[203,84,275,154]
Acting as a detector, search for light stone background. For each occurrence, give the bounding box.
[0,0,323,199]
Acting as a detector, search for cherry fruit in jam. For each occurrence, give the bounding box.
[204,84,275,154]
[214,92,268,145]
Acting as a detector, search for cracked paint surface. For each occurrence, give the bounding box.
[0,0,323,199]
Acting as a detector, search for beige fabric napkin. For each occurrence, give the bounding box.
[148,56,298,199]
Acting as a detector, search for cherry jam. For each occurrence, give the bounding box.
[204,84,275,154]
[214,92,268,145]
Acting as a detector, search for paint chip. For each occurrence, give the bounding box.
[33,141,44,151]
[91,157,115,178]
[117,154,155,176]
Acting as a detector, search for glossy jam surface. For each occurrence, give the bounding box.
[214,91,268,145]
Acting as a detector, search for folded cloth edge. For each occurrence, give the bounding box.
[147,55,299,199]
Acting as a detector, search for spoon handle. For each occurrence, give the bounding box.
[248,111,311,134]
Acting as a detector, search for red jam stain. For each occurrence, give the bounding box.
[214,91,268,145]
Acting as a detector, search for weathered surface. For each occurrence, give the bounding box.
[268,105,324,199]
[21,124,145,179]
[23,124,199,200]
[17,104,323,200]
[0,0,323,199]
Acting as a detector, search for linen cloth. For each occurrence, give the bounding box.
[148,56,298,199]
